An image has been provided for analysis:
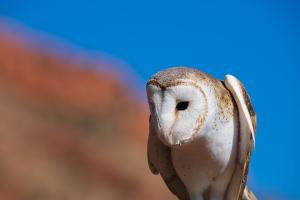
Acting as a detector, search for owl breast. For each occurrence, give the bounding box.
[171,106,238,195]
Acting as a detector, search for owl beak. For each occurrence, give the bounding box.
[158,123,182,147]
[158,132,179,147]
[157,113,179,146]
[152,116,168,144]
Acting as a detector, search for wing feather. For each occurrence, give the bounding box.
[224,75,257,200]
[147,116,190,200]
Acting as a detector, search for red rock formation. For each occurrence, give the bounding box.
[0,31,173,200]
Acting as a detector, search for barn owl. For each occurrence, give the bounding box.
[146,67,257,200]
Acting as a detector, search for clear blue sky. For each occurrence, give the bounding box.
[1,0,299,199]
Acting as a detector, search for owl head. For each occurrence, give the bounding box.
[146,67,211,147]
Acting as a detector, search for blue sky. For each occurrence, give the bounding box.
[1,0,300,199]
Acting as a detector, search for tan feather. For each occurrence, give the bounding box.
[147,116,190,200]
[224,75,257,200]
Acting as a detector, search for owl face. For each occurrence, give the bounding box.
[147,80,208,146]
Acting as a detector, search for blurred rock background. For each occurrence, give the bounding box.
[0,30,173,200]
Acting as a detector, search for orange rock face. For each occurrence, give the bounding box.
[0,32,173,200]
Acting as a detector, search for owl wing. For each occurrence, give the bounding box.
[224,75,257,200]
[147,116,190,200]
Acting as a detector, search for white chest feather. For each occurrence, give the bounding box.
[171,106,238,195]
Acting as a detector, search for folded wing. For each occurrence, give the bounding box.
[224,75,257,200]
[147,116,190,200]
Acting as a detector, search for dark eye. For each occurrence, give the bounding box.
[176,101,189,111]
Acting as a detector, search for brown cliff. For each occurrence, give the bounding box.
[0,31,173,200]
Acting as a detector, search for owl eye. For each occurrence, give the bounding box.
[176,101,189,111]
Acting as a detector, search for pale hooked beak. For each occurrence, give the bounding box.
[156,119,182,147]
[152,111,177,147]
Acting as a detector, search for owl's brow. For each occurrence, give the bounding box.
[147,79,196,88]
